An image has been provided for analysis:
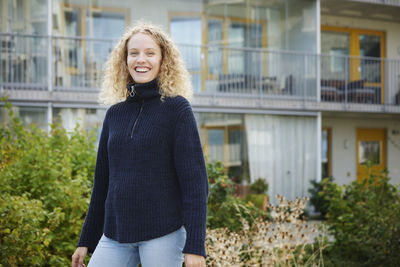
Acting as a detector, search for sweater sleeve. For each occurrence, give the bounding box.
[173,105,209,258]
[77,109,110,253]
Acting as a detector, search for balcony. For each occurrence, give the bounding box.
[1,33,400,114]
[348,0,400,6]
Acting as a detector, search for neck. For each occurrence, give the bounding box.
[126,78,161,102]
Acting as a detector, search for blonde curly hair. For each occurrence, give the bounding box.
[99,21,193,105]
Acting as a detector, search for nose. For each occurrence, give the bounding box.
[136,52,145,63]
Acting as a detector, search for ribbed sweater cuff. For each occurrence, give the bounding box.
[183,238,207,258]
[77,230,98,254]
[77,239,96,254]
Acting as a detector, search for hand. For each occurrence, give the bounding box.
[72,247,88,267]
[184,253,206,267]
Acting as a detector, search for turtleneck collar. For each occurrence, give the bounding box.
[126,78,161,102]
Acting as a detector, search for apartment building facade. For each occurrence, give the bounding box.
[1,0,400,203]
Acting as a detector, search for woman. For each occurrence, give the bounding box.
[71,22,209,267]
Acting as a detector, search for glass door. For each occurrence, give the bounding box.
[322,26,385,104]
[356,128,386,181]
[357,34,384,103]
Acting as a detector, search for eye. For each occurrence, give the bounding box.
[130,51,138,55]
[146,51,154,56]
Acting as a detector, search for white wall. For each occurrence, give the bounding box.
[323,116,400,185]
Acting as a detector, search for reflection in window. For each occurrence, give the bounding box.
[55,3,126,88]
[359,141,381,165]
[321,31,349,80]
[360,34,381,83]
[0,106,48,130]
[53,108,106,139]
[208,19,223,75]
[208,129,224,162]
[86,12,125,73]
[196,113,249,183]
[330,48,347,73]
[63,10,80,71]
[170,18,202,92]
[65,10,79,36]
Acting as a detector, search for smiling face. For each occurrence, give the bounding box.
[126,33,162,84]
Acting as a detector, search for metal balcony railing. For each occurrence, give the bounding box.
[178,44,318,100]
[0,33,48,90]
[320,53,400,105]
[1,33,400,108]
[348,0,400,7]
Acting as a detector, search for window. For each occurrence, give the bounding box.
[170,16,202,92]
[0,106,48,130]
[53,2,128,88]
[196,113,249,183]
[321,128,331,178]
[170,13,266,92]
[359,141,381,165]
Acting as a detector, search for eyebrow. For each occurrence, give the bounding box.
[128,48,157,51]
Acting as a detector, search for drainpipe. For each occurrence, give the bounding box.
[316,0,321,102]
[316,112,322,182]
[47,0,53,133]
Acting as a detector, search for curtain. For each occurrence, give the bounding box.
[245,114,317,204]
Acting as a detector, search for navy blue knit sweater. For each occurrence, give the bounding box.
[77,79,209,257]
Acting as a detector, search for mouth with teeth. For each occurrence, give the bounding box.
[135,67,151,73]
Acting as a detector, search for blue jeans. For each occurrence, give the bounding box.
[87,226,186,267]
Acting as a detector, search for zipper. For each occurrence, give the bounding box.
[128,85,136,97]
[130,99,144,138]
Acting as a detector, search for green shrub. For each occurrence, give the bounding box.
[245,194,267,210]
[322,169,400,266]
[245,178,269,210]
[0,101,97,266]
[0,193,47,265]
[249,178,268,194]
[206,161,236,205]
[308,176,334,218]
[206,161,268,232]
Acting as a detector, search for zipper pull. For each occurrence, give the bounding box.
[129,85,136,97]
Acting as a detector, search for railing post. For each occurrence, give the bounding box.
[382,58,386,111]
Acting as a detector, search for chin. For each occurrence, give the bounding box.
[134,77,151,84]
[133,77,155,83]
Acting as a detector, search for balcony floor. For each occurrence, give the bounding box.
[2,88,400,115]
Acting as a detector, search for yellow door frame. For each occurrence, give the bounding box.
[321,25,385,103]
[356,128,386,181]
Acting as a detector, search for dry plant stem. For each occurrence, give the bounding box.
[206,195,327,267]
